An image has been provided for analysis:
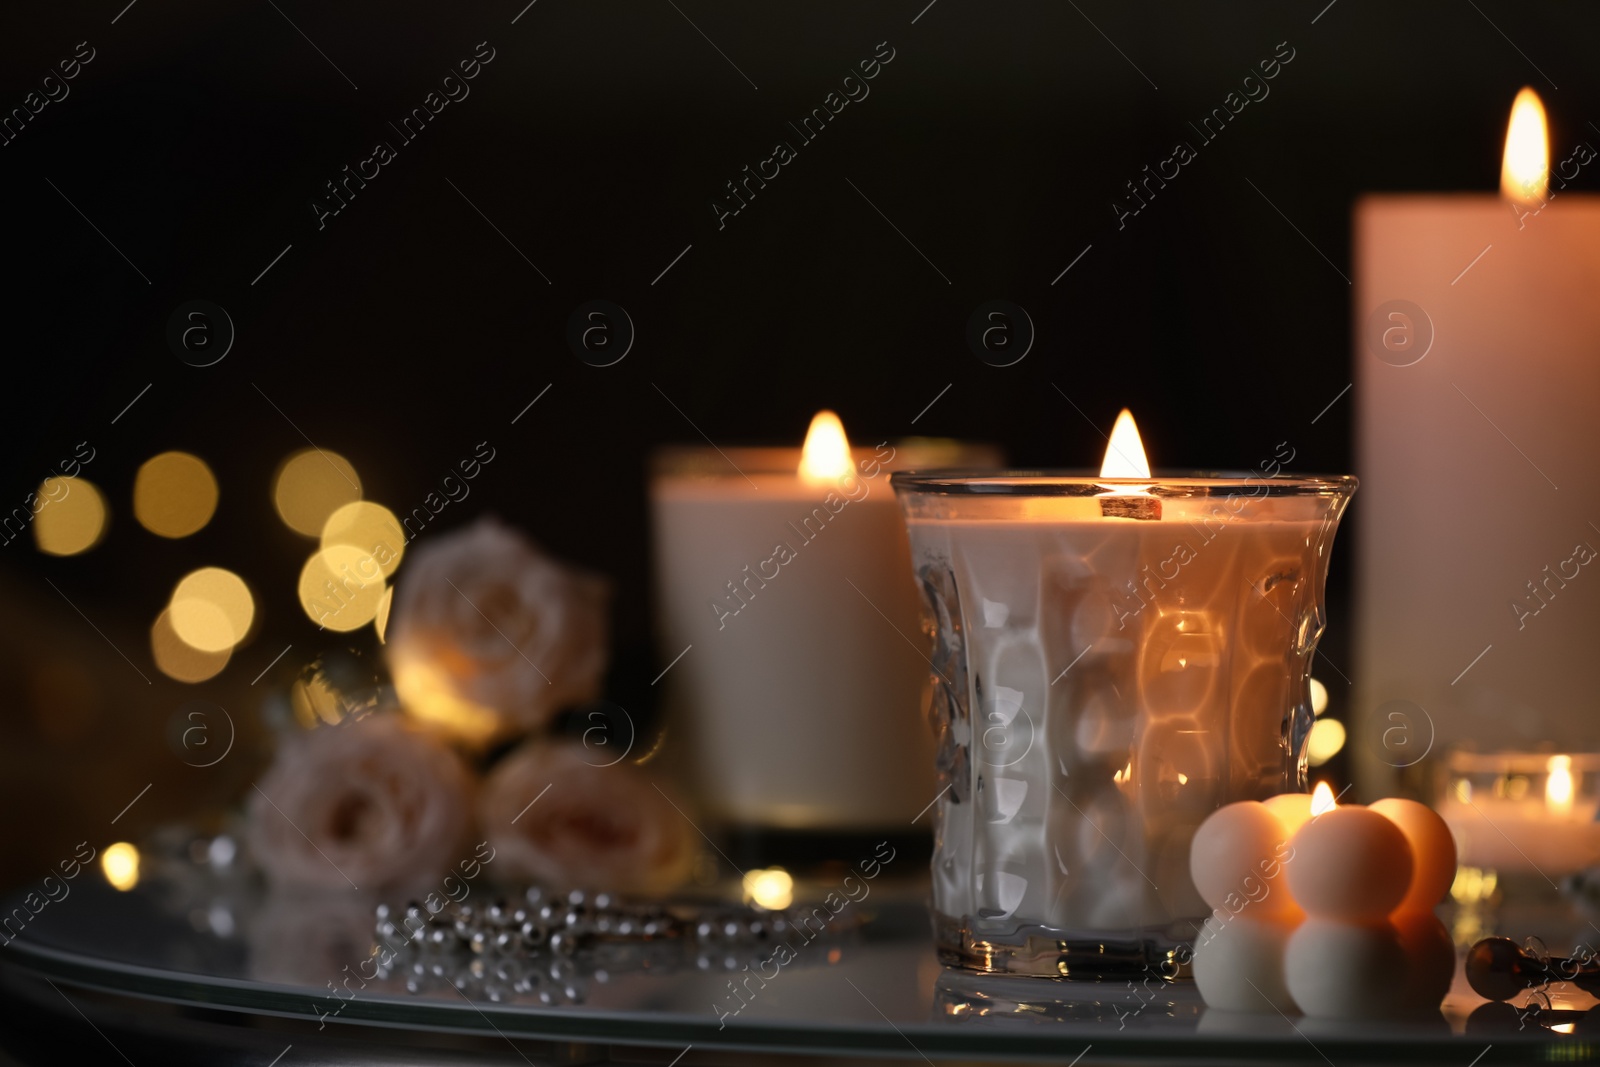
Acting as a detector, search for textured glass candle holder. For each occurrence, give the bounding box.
[891,471,1356,976]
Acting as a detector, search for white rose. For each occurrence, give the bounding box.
[480,741,693,896]
[386,516,610,746]
[247,714,472,893]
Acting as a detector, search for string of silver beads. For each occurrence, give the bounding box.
[375,886,798,960]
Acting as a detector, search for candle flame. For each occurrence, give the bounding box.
[1547,754,1574,815]
[798,410,853,485]
[1310,780,1337,816]
[1501,87,1548,206]
[1099,409,1151,479]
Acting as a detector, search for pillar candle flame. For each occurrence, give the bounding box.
[1501,87,1548,206]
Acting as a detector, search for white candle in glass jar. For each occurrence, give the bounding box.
[905,481,1345,931]
[1437,753,1600,873]
[897,413,1356,962]
[651,413,998,834]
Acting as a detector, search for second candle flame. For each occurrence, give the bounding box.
[799,410,853,485]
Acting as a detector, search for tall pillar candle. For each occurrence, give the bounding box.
[1354,90,1600,793]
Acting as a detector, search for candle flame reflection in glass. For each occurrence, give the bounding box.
[1501,87,1548,205]
[1546,754,1574,815]
[798,410,853,485]
[1310,780,1337,816]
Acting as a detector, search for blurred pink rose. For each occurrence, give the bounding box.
[248,714,472,892]
[481,741,693,895]
[386,517,610,745]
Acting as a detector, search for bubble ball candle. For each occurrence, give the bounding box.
[892,411,1355,976]
[1190,784,1458,1017]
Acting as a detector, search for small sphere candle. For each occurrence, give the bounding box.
[1368,797,1457,914]
[1285,806,1413,922]
[1262,791,1316,837]
[1189,801,1300,922]
[1285,919,1407,1019]
[1392,909,1455,1011]
[1192,914,1296,1012]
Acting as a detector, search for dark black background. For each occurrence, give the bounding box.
[0,0,1593,879]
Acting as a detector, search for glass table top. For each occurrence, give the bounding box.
[3,865,1598,1064]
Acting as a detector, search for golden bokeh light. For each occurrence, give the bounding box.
[273,449,362,537]
[151,609,230,682]
[133,451,218,538]
[1309,677,1329,716]
[102,842,140,891]
[298,545,386,632]
[169,567,254,652]
[1306,718,1347,766]
[34,477,108,556]
[742,867,795,910]
[320,501,404,578]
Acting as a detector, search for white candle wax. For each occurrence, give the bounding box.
[651,439,996,832]
[1353,186,1600,789]
[1436,793,1600,874]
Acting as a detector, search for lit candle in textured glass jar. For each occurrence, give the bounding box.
[892,411,1355,976]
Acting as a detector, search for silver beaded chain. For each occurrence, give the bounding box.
[373,886,836,1003]
[376,885,804,959]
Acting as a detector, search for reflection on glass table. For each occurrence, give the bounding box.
[3,849,1600,1065]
